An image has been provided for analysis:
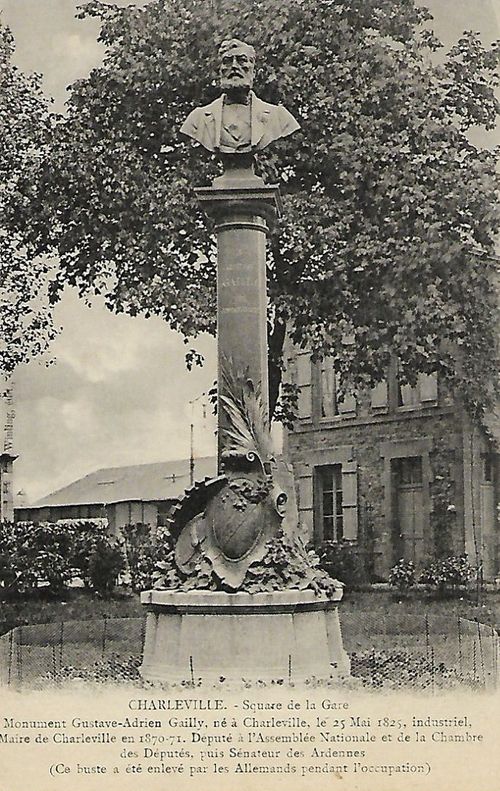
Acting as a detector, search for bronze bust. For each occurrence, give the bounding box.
[180,39,300,154]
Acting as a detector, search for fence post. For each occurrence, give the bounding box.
[496,630,500,687]
[457,616,462,678]
[16,627,22,686]
[491,627,497,689]
[59,622,64,671]
[430,646,435,696]
[288,654,292,685]
[475,618,485,688]
[101,615,107,658]
[425,614,430,661]
[8,629,13,686]
[189,655,195,685]
[496,629,499,686]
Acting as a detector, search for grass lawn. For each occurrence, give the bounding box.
[0,586,144,636]
[342,587,500,629]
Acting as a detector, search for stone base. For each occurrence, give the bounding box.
[140,590,350,683]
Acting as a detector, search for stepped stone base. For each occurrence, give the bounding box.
[140,590,350,683]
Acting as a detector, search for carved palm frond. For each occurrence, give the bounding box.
[220,357,273,467]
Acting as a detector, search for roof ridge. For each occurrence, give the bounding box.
[27,456,217,508]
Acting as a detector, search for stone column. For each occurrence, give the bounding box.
[195,172,282,469]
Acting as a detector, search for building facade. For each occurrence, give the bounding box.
[285,350,499,581]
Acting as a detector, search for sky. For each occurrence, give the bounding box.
[0,0,499,504]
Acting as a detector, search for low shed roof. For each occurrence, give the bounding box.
[30,457,217,508]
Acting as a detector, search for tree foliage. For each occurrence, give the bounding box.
[0,23,56,375]
[24,0,500,416]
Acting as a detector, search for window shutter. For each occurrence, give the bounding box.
[371,380,388,409]
[399,382,419,407]
[342,460,358,540]
[296,353,310,385]
[419,372,438,403]
[296,353,312,419]
[320,358,337,418]
[338,393,357,415]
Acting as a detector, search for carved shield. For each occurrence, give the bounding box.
[203,473,282,589]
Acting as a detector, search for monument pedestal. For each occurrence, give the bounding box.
[140,590,350,683]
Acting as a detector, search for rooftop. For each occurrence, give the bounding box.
[29,457,217,508]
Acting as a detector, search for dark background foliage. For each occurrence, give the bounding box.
[8,0,500,418]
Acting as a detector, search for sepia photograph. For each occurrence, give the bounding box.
[0,1,499,789]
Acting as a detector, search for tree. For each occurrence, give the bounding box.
[25,0,500,417]
[0,22,56,376]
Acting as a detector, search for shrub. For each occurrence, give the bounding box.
[419,555,475,596]
[0,520,126,599]
[121,523,157,592]
[0,521,16,591]
[68,520,109,585]
[121,523,178,592]
[317,540,365,588]
[0,521,75,596]
[87,540,125,598]
[389,559,416,593]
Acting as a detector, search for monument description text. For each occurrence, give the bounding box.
[0,687,497,790]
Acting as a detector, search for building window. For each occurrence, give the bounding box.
[483,454,493,483]
[396,370,438,410]
[320,358,339,418]
[318,356,356,418]
[315,465,343,542]
[396,456,423,486]
[397,381,420,408]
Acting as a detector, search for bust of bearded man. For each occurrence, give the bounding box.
[180,39,300,155]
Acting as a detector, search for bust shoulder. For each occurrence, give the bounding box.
[250,93,300,145]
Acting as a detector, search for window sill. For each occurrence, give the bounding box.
[396,401,438,412]
[318,413,357,425]
[319,539,357,546]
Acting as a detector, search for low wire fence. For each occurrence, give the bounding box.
[341,612,499,691]
[0,613,497,691]
[0,617,145,687]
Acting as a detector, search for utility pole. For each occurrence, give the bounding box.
[0,378,17,522]
[188,393,207,486]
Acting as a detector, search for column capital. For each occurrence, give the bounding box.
[195,181,282,227]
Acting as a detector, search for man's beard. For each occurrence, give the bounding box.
[220,75,252,93]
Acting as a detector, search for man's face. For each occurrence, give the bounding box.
[220,46,254,92]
